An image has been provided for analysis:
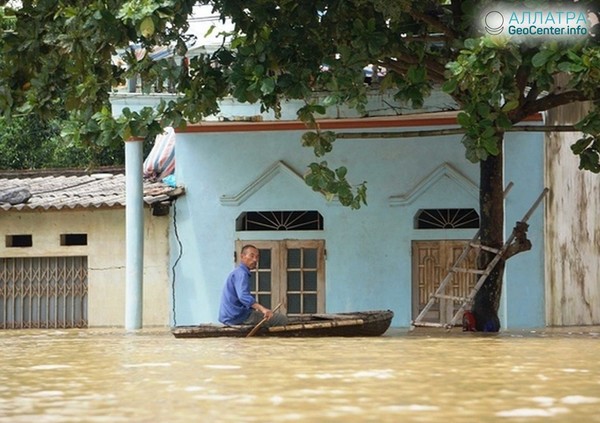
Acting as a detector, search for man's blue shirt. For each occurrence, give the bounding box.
[218,263,256,325]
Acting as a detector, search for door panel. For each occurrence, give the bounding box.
[412,240,477,325]
[284,240,325,315]
[236,241,280,311]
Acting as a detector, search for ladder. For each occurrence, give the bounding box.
[411,185,549,330]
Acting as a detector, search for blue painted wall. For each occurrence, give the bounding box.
[501,132,546,328]
[168,121,545,329]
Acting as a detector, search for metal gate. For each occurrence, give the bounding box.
[0,256,88,329]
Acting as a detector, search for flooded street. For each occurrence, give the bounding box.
[1,328,599,422]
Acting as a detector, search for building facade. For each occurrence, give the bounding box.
[0,170,180,328]
[168,111,546,329]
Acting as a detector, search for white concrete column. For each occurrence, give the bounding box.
[125,138,144,330]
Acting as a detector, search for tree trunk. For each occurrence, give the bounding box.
[472,135,505,332]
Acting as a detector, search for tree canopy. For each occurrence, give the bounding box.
[1,0,599,330]
[0,114,131,169]
[1,1,599,197]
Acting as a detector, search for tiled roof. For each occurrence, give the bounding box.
[0,169,184,211]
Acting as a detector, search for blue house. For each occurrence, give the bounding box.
[162,99,546,329]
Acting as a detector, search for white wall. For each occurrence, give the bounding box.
[0,208,171,327]
[545,101,600,325]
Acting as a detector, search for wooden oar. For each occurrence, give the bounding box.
[246,302,282,337]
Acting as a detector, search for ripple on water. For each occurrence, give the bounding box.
[496,407,570,417]
[561,395,600,404]
[121,363,171,368]
[29,365,72,371]
[203,364,242,370]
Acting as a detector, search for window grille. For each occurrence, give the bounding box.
[237,211,323,231]
[415,208,479,229]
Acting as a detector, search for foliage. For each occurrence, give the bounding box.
[2,0,599,328]
[2,0,599,197]
[0,115,127,169]
[0,6,15,31]
[0,115,58,169]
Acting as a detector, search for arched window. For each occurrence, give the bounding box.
[415,208,479,229]
[236,211,324,231]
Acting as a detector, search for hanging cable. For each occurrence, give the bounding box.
[170,198,183,327]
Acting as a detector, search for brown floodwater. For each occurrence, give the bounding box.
[0,327,599,422]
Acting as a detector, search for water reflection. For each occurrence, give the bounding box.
[1,328,599,422]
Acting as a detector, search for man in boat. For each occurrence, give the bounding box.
[219,244,288,327]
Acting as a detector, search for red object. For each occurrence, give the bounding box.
[462,311,477,331]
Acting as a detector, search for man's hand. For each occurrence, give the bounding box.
[253,303,273,320]
[263,309,273,320]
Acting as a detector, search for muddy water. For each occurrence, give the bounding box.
[0,328,599,422]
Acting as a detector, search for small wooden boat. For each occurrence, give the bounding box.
[171,310,394,338]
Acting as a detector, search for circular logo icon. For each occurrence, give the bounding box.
[484,11,504,35]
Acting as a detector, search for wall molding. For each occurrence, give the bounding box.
[220,161,322,206]
[389,163,478,206]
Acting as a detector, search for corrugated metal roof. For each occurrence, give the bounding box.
[0,171,184,211]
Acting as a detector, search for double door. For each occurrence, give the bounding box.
[411,240,477,325]
[236,240,325,316]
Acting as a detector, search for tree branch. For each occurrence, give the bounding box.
[511,90,590,122]
[407,9,458,41]
[503,221,532,260]
[382,55,447,84]
[515,66,529,105]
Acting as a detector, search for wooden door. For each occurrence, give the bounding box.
[235,240,325,316]
[411,240,477,325]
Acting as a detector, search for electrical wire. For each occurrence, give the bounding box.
[170,198,183,327]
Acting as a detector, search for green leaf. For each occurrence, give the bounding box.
[477,103,491,118]
[495,113,512,130]
[140,16,155,38]
[442,79,458,94]
[463,38,477,50]
[531,50,555,68]
[335,166,347,179]
[502,100,519,112]
[482,136,500,155]
[407,66,425,83]
[301,131,318,148]
[481,126,496,139]
[260,78,275,95]
[322,96,337,107]
[457,112,471,127]
[571,137,593,155]
[312,105,326,115]
[476,147,489,161]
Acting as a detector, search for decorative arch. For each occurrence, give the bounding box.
[219,161,324,206]
[389,163,478,206]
